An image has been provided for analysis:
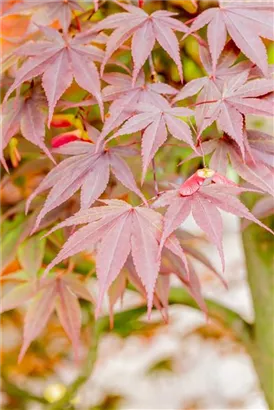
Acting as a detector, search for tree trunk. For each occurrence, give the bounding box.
[242,196,274,409]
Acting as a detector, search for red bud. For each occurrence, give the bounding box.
[51,131,81,148]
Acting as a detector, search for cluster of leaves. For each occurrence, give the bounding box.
[1,0,273,361]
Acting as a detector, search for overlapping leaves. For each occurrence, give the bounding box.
[43,199,189,315]
[153,168,273,270]
[26,125,146,231]
[84,2,188,83]
[1,86,54,167]
[4,26,104,125]
[187,1,274,75]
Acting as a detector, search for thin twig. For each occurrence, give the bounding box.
[148,54,157,83]
[148,53,159,194]
[152,158,159,195]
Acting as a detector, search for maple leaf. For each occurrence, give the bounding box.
[1,0,86,33]
[103,71,178,105]
[26,125,147,232]
[42,199,189,316]
[18,233,46,279]
[187,0,274,75]
[192,72,274,157]
[108,249,209,325]
[100,71,178,140]
[242,195,274,230]
[108,224,226,324]
[153,168,273,271]
[183,131,274,196]
[101,71,177,138]
[4,25,104,125]
[160,254,208,317]
[1,274,94,361]
[107,213,229,323]
[245,130,274,168]
[108,256,170,325]
[85,2,188,83]
[1,86,55,166]
[173,43,251,104]
[108,101,195,182]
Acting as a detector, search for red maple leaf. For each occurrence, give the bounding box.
[108,229,226,325]
[173,43,252,104]
[194,72,273,156]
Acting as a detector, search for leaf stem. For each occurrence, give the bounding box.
[148,54,157,82]
[168,288,253,346]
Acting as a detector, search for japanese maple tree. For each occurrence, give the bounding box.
[1,0,273,408]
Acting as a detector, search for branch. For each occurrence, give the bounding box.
[241,191,274,409]
[48,321,100,410]
[2,373,47,405]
